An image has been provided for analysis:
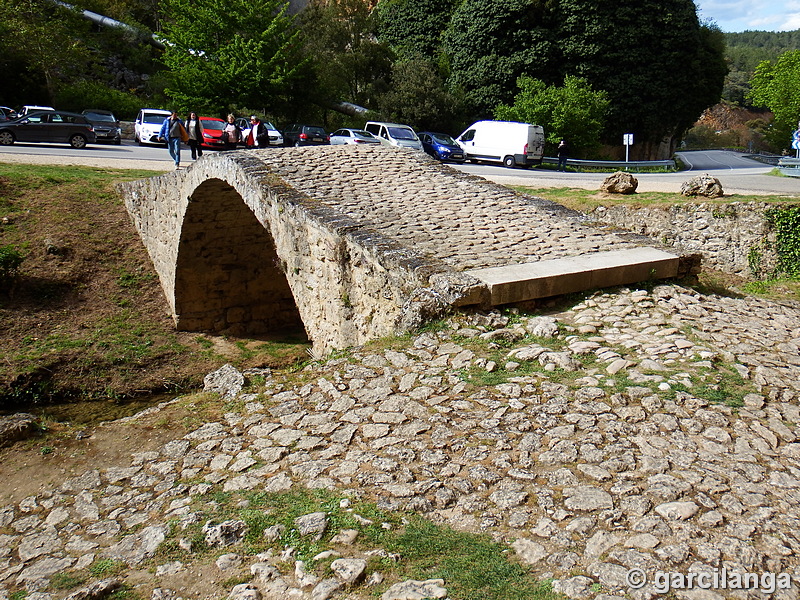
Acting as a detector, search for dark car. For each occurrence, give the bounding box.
[418,131,465,163]
[283,123,330,147]
[0,111,96,148]
[81,109,121,144]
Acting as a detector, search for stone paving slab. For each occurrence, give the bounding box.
[465,247,680,305]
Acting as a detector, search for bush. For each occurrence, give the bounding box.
[0,244,24,291]
[54,81,144,120]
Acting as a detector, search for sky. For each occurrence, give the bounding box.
[694,0,800,32]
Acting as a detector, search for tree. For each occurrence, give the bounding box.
[494,75,609,157]
[555,0,727,159]
[749,50,800,151]
[375,0,459,60]
[297,0,394,117]
[377,58,466,132]
[442,0,559,120]
[159,0,307,114]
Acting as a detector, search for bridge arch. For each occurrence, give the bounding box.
[174,177,304,336]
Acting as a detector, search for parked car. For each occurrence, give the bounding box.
[456,120,545,168]
[0,106,17,120]
[18,105,55,117]
[234,117,284,147]
[198,116,227,150]
[0,110,96,148]
[282,124,330,147]
[418,131,465,163]
[330,128,381,145]
[81,109,121,144]
[134,108,171,145]
[364,121,423,151]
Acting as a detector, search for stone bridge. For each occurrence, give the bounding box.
[118,146,687,354]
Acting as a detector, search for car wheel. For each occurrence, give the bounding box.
[503,155,516,168]
[136,134,143,146]
[0,130,14,145]
[69,134,87,149]
[114,138,121,145]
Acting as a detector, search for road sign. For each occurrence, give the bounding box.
[623,133,634,146]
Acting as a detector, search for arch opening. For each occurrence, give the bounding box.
[173,178,306,339]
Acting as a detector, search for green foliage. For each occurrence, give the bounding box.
[377,58,466,132]
[0,245,24,291]
[54,81,144,121]
[159,0,307,114]
[49,571,88,590]
[765,206,800,276]
[495,75,609,156]
[297,0,394,119]
[748,50,800,150]
[375,0,459,60]
[89,558,125,577]
[442,0,558,118]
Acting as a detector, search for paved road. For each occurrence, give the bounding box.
[453,150,799,196]
[0,143,797,196]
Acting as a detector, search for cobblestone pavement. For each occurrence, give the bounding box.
[255,145,649,271]
[2,283,800,600]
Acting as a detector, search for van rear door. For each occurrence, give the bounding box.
[526,125,545,163]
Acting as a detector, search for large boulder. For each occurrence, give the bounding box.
[681,173,723,197]
[600,171,638,194]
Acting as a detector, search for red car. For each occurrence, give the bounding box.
[199,116,227,150]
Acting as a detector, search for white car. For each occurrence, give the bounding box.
[19,105,55,117]
[330,128,381,145]
[364,121,423,151]
[134,108,171,145]
[234,117,284,147]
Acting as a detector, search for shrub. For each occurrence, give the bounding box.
[0,244,24,291]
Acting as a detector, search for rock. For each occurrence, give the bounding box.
[295,512,328,538]
[203,520,248,547]
[0,413,40,447]
[552,575,595,599]
[330,558,367,583]
[654,501,699,520]
[215,554,241,570]
[680,173,723,197]
[563,486,614,511]
[228,583,260,600]
[204,364,245,399]
[381,579,448,600]
[311,578,343,600]
[104,525,167,566]
[61,580,122,600]
[512,538,547,565]
[600,171,638,194]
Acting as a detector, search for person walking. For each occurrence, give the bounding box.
[185,112,204,160]
[223,114,241,150]
[557,139,569,172]
[159,110,187,168]
[246,115,268,148]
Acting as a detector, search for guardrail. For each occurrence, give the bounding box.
[778,157,800,177]
[541,156,675,172]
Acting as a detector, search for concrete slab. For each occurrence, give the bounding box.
[464,247,679,306]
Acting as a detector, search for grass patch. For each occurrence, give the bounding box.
[49,571,89,590]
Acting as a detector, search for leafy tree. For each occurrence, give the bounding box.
[442,0,559,120]
[376,58,466,132]
[555,0,727,158]
[0,0,93,105]
[375,0,459,60]
[494,75,609,157]
[297,0,394,118]
[159,0,307,114]
[749,50,800,151]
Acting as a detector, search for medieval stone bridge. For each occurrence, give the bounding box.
[118,145,685,354]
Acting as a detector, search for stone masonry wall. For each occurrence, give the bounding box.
[589,202,782,278]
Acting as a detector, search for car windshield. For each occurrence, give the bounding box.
[143,114,167,124]
[85,112,116,122]
[305,127,326,136]
[264,122,277,130]
[388,126,417,141]
[202,120,225,130]
[352,130,375,139]
[431,133,457,145]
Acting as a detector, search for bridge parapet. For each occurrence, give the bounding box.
[119,146,684,354]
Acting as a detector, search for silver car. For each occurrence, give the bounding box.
[330,128,381,145]
[0,110,96,148]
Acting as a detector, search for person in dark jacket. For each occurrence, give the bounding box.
[557,139,569,172]
[158,111,186,169]
[246,115,269,148]
[185,112,204,160]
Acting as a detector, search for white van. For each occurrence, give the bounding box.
[364,121,423,151]
[134,108,172,145]
[456,120,545,168]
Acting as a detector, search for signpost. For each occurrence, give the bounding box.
[623,133,633,166]
[793,123,800,158]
